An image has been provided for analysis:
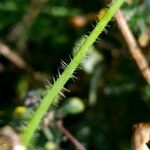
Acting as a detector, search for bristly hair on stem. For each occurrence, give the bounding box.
[22,0,125,147]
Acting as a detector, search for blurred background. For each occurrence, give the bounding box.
[0,0,150,149]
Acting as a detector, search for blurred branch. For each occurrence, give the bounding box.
[115,10,150,85]
[8,0,47,50]
[132,123,150,150]
[0,42,30,70]
[0,41,46,83]
[56,120,86,150]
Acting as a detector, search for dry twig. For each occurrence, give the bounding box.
[0,42,46,83]
[132,123,150,150]
[115,10,150,85]
[56,120,86,150]
[0,42,30,70]
[8,0,47,51]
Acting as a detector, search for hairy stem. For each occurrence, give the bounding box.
[22,0,124,146]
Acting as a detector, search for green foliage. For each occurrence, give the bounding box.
[61,97,85,114]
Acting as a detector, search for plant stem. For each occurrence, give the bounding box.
[22,0,124,146]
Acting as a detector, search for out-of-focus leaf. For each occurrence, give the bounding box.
[62,97,85,115]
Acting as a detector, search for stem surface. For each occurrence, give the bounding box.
[22,0,124,146]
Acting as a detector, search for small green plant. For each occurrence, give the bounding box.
[22,0,124,146]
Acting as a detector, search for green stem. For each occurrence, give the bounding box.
[22,0,124,146]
